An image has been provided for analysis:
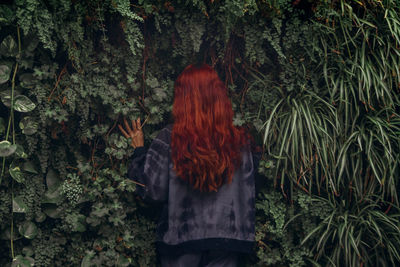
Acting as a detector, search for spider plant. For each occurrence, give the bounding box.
[311,0,400,203]
[300,194,400,267]
[258,1,400,203]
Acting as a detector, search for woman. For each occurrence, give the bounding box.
[119,63,261,267]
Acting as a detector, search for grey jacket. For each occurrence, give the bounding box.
[128,124,260,256]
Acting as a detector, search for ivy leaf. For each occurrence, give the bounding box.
[0,64,11,84]
[0,140,17,157]
[10,161,24,183]
[0,35,18,57]
[11,255,34,267]
[13,196,28,213]
[13,95,36,112]
[19,116,38,135]
[18,221,38,239]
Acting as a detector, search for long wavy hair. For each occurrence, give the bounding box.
[171,63,249,192]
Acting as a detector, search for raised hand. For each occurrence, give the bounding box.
[118,117,144,148]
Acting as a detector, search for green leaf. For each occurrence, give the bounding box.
[0,140,17,157]
[10,161,24,183]
[0,89,21,107]
[0,64,11,84]
[0,35,18,57]
[0,227,18,240]
[22,246,34,257]
[116,254,131,267]
[35,211,46,223]
[264,160,274,168]
[146,77,159,88]
[42,187,63,204]
[81,251,95,267]
[18,221,38,239]
[42,204,61,218]
[14,144,28,158]
[12,255,34,267]
[0,6,14,24]
[46,169,61,192]
[19,116,38,135]
[13,95,36,112]
[22,161,38,174]
[72,215,86,232]
[19,73,36,88]
[0,89,11,107]
[13,196,28,213]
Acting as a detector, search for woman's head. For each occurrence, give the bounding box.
[171,63,249,192]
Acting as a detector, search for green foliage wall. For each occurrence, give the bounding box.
[0,0,399,266]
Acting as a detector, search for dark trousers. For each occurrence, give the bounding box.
[160,250,238,267]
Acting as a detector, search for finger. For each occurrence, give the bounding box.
[118,124,130,138]
[123,118,132,135]
[137,117,142,130]
[131,119,137,132]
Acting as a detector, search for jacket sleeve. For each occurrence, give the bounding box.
[127,128,170,203]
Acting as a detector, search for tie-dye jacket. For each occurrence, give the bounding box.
[128,124,261,256]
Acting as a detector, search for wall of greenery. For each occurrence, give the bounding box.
[0,0,399,266]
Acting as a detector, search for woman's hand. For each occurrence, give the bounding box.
[118,117,144,148]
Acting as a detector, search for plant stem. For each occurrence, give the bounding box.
[0,29,19,180]
[9,25,21,261]
[10,187,14,259]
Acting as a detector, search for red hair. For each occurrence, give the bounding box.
[171,63,249,192]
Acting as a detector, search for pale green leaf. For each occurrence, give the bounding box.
[19,116,38,135]
[0,64,10,84]
[0,35,18,57]
[18,221,38,239]
[13,95,36,112]
[11,255,34,267]
[0,140,17,157]
[10,162,24,183]
[13,196,28,213]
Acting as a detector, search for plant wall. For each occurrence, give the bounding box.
[0,0,399,266]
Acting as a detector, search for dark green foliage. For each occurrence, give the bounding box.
[0,0,399,266]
